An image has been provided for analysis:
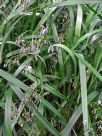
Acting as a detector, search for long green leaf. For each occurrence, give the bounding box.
[61,91,99,136]
[53,44,77,75]
[44,84,68,101]
[0,18,21,62]
[41,98,66,122]
[75,5,83,37]
[79,54,88,136]
[49,0,102,8]
[0,69,29,91]
[5,89,12,136]
[73,28,102,49]
[74,52,102,81]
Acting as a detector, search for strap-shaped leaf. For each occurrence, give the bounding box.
[79,54,88,136]
[44,84,68,101]
[49,0,102,8]
[0,69,29,91]
[74,52,102,81]
[41,98,66,123]
[61,91,99,136]
[5,89,13,136]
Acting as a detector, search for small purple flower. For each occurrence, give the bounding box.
[40,26,48,36]
[3,63,8,68]
[31,46,40,54]
[24,66,32,73]
[15,39,25,46]
[21,47,30,54]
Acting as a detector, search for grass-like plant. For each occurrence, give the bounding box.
[0,0,102,136]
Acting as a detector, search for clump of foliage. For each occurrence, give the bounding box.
[0,0,102,136]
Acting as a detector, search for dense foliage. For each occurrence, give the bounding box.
[0,0,102,136]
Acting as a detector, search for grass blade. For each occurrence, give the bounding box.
[74,52,102,81]
[0,69,29,91]
[79,54,88,136]
[44,84,68,101]
[75,5,83,37]
[53,44,77,75]
[49,0,102,8]
[5,89,13,136]
[0,18,21,63]
[41,98,66,123]
[61,91,99,136]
